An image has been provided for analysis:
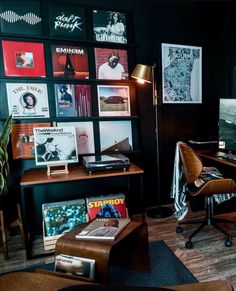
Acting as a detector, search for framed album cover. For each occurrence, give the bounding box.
[57,121,95,155]
[0,1,42,35]
[99,120,133,153]
[2,40,46,77]
[97,85,130,116]
[94,47,128,80]
[6,83,50,119]
[33,126,78,165]
[93,9,127,44]
[48,4,86,39]
[51,44,89,79]
[162,43,202,104]
[11,122,50,159]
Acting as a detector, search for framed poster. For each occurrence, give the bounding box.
[0,1,42,35]
[97,85,130,116]
[48,5,86,39]
[54,84,77,117]
[93,9,127,44]
[6,83,49,119]
[11,122,50,159]
[94,48,128,80]
[57,121,95,155]
[33,126,78,165]
[162,43,202,104]
[99,120,133,153]
[51,44,89,79]
[2,40,46,77]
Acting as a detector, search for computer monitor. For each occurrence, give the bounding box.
[219,98,236,152]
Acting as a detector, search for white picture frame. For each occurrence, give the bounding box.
[162,43,202,104]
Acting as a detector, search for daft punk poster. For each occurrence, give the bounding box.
[6,83,49,119]
[86,193,128,220]
[33,126,78,165]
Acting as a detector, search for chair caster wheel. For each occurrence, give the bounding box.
[185,241,193,249]
[176,226,183,233]
[225,239,232,247]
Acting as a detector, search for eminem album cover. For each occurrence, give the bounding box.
[42,199,86,237]
[74,84,92,117]
[57,121,95,155]
[86,193,128,220]
[51,44,89,79]
[11,122,50,159]
[94,48,128,80]
[2,40,46,77]
[6,83,50,119]
[33,126,78,165]
[93,9,127,44]
[0,1,42,35]
[54,84,77,117]
[48,4,86,39]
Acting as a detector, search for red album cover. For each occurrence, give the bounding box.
[2,40,46,77]
[11,122,50,159]
[86,193,128,220]
[51,44,89,79]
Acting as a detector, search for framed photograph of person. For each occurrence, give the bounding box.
[57,121,95,155]
[99,120,133,153]
[6,83,50,119]
[93,9,127,44]
[2,40,46,77]
[162,43,202,104]
[97,85,130,116]
[33,126,78,166]
[94,48,128,80]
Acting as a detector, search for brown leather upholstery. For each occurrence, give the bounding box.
[0,271,234,291]
[177,143,236,248]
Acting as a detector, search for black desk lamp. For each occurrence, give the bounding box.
[131,63,173,218]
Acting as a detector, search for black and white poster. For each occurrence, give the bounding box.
[162,43,202,104]
[48,4,86,39]
[6,83,49,119]
[33,127,78,165]
[0,1,42,35]
[93,9,127,44]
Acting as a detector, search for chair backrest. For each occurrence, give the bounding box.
[178,143,203,184]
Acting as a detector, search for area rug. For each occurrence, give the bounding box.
[3,241,197,287]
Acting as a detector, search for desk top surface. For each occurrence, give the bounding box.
[199,151,236,168]
[20,162,144,186]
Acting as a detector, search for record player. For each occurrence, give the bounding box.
[83,154,130,173]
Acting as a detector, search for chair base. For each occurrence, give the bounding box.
[176,197,234,248]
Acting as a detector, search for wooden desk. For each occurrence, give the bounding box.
[20,163,144,259]
[199,151,236,168]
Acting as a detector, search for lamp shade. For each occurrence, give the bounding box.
[131,64,152,83]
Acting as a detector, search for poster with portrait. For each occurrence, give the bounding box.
[48,4,86,39]
[57,121,95,154]
[162,43,202,104]
[54,84,77,117]
[2,40,46,77]
[0,1,42,35]
[6,83,50,119]
[99,120,133,153]
[33,126,78,166]
[93,9,127,44]
[97,85,130,116]
[51,44,89,79]
[94,48,128,80]
[11,122,50,159]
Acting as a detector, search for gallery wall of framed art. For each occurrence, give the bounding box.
[0,0,140,169]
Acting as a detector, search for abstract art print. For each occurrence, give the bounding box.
[162,43,202,104]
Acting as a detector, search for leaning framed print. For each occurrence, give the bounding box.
[161,43,202,104]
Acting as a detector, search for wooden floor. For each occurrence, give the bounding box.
[0,204,236,289]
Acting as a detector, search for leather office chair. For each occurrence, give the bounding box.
[176,142,236,249]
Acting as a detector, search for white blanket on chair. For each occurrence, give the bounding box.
[170,141,236,221]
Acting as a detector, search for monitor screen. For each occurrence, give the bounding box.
[219,98,236,152]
